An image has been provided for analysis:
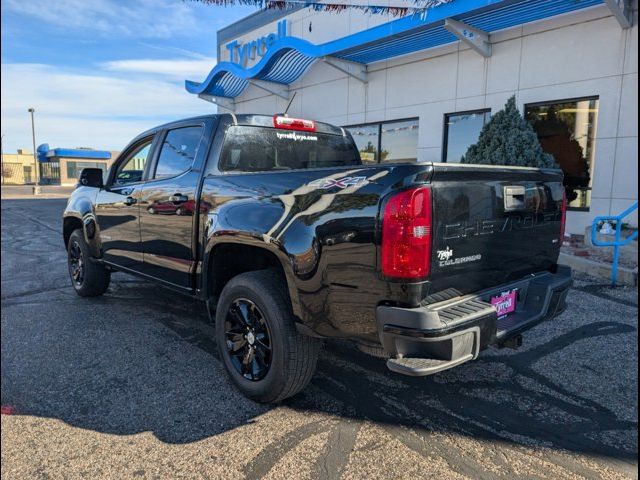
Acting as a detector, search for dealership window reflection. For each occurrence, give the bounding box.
[380,119,419,164]
[348,124,379,163]
[346,119,418,164]
[525,97,599,211]
[443,110,491,163]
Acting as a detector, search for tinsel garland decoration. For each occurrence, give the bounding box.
[266,1,415,17]
[192,0,453,17]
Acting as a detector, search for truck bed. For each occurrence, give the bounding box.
[200,161,565,343]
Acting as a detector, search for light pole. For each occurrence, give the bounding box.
[28,108,40,191]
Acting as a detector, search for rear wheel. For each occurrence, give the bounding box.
[215,270,321,403]
[67,229,110,297]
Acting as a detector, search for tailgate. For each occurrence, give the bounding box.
[428,164,565,295]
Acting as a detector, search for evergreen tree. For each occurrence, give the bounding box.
[461,96,558,168]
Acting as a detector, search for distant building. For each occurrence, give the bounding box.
[0,149,38,185]
[39,147,116,186]
[1,147,120,186]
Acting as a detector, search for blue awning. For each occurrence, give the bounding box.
[186,0,603,99]
[45,148,112,160]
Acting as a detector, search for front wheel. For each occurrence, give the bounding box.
[215,270,321,403]
[67,229,110,297]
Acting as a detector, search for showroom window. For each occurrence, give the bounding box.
[442,109,491,163]
[348,124,379,163]
[525,97,599,211]
[66,161,106,180]
[346,119,419,164]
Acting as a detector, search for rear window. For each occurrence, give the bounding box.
[219,126,361,172]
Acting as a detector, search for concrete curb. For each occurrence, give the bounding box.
[2,194,70,200]
[1,186,75,196]
[559,252,638,287]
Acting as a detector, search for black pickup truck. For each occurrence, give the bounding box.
[63,113,572,402]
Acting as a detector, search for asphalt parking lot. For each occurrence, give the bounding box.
[1,197,638,479]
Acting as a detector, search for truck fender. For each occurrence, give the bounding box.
[201,233,304,322]
[63,194,101,258]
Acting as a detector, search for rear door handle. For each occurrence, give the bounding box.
[124,196,137,206]
[169,194,188,204]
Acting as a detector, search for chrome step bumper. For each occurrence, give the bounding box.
[376,266,573,376]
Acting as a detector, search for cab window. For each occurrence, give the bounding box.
[153,126,203,179]
[219,126,360,172]
[113,140,152,186]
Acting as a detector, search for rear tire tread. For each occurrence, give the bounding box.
[68,229,110,297]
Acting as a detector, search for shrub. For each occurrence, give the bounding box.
[461,96,558,168]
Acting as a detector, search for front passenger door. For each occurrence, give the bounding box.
[95,137,155,269]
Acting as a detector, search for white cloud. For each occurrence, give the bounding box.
[0,63,217,152]
[101,58,216,80]
[3,0,205,38]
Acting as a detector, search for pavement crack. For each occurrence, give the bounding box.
[1,285,68,301]
[2,208,61,234]
[243,420,332,479]
[313,421,360,480]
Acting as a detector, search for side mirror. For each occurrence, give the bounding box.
[78,168,104,188]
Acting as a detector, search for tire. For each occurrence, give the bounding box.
[215,270,321,403]
[356,342,387,358]
[67,229,110,297]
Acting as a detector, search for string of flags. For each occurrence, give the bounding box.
[193,0,453,18]
[263,0,430,18]
[351,123,419,136]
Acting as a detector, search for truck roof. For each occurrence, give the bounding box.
[141,114,346,138]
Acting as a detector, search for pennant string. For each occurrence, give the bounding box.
[265,1,412,17]
[192,0,453,17]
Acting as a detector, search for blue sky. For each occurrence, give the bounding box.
[1,0,255,152]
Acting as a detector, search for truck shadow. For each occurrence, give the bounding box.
[296,323,638,464]
[149,279,640,464]
[2,276,637,471]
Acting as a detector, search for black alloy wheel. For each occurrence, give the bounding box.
[68,240,85,287]
[67,229,110,297]
[215,270,321,402]
[224,298,272,381]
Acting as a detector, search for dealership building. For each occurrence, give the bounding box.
[186,0,638,235]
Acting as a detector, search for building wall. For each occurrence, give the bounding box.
[218,2,407,65]
[58,157,113,186]
[1,152,38,184]
[2,152,118,186]
[229,4,639,234]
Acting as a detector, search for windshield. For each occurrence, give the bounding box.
[219,126,361,172]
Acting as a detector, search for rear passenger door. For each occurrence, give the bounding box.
[137,120,212,289]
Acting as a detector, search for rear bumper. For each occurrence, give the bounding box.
[376,266,572,376]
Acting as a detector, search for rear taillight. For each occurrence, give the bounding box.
[273,115,316,132]
[381,187,432,279]
[560,190,568,244]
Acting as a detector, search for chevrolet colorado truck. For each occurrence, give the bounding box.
[63,113,572,403]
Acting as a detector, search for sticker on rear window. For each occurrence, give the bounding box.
[276,131,318,141]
